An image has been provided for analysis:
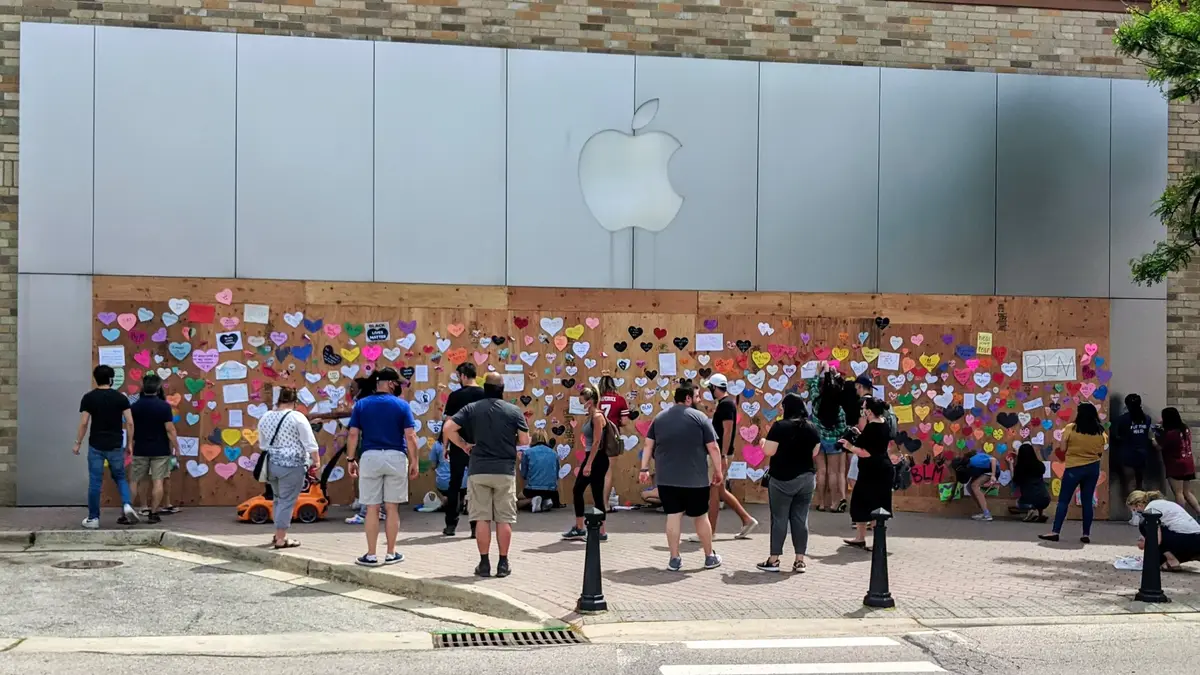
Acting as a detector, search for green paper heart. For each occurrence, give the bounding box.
[1007,400,1016,409]
[185,378,206,394]
[257,345,271,355]
[418,460,432,473]
[956,439,967,449]
[984,426,994,436]
[113,368,125,389]
[1054,384,1064,392]
[932,433,944,443]
[898,394,913,404]
[343,323,364,337]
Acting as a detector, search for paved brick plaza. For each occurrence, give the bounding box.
[4,505,1199,623]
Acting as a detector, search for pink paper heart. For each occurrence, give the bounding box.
[220,317,239,330]
[635,420,652,437]
[215,289,233,305]
[739,425,759,443]
[214,462,238,479]
[473,351,489,365]
[117,313,138,331]
[524,336,535,346]
[192,349,219,373]
[134,350,151,368]
[270,331,288,346]
[742,444,765,468]
[1080,382,1097,398]
[237,453,260,471]
[324,324,342,338]
[911,334,924,346]
[362,345,382,362]
[585,317,600,329]
[1084,343,1098,356]
[130,330,147,345]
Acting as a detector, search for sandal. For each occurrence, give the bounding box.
[273,538,301,549]
[843,538,868,549]
[1162,563,1184,573]
[834,500,848,513]
[815,505,826,512]
[792,560,807,573]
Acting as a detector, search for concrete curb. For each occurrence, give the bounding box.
[12,529,560,627]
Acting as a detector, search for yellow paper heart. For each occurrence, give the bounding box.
[1051,478,1061,497]
[915,405,930,420]
[861,347,880,363]
[564,325,585,340]
[992,428,1004,440]
[933,421,945,433]
[751,351,771,369]
[221,429,242,446]
[831,347,850,361]
[341,347,361,362]
[919,354,940,370]
[984,442,994,453]
[242,429,259,445]
[475,375,487,386]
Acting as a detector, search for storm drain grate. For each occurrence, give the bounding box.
[434,629,585,649]
[52,559,124,570]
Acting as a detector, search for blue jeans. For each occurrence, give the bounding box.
[87,446,132,519]
[1051,461,1101,535]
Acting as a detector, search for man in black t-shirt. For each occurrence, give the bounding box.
[75,365,139,529]
[442,362,487,536]
[702,374,758,541]
[129,374,179,524]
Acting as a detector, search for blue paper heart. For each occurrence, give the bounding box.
[998,443,1008,454]
[186,413,200,425]
[137,307,154,322]
[276,346,291,362]
[955,344,976,359]
[102,328,120,342]
[742,387,757,398]
[1042,419,1054,430]
[1094,356,1105,367]
[762,408,779,422]
[858,332,870,344]
[172,414,180,423]
[168,342,192,360]
[224,446,240,462]
[291,344,313,362]
[1093,385,1108,400]
[302,318,323,332]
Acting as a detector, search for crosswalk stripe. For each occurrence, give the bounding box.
[659,662,945,675]
[685,638,900,650]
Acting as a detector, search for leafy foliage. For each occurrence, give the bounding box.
[1115,0,1200,285]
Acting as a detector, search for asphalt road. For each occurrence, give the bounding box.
[2,621,1196,674]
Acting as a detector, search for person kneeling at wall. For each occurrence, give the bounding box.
[518,429,561,513]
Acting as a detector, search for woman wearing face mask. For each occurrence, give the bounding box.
[562,386,610,541]
[838,397,894,550]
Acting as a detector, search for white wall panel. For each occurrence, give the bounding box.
[18,23,94,275]
[506,49,635,288]
[235,34,374,281]
[1110,79,1168,300]
[93,27,236,277]
[374,42,506,285]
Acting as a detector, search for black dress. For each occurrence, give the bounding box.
[850,422,894,524]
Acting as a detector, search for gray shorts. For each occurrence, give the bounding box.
[358,450,409,505]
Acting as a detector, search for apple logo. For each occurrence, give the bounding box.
[578,98,683,234]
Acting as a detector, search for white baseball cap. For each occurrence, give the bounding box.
[705,373,728,389]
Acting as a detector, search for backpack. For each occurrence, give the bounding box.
[601,416,622,457]
[951,455,973,485]
[884,411,898,440]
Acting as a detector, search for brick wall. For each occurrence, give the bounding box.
[0,0,1151,504]
[1167,101,1200,424]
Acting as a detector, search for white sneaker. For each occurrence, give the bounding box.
[531,496,543,513]
[122,503,140,524]
[735,517,760,539]
[685,533,700,543]
[81,518,99,530]
[971,512,993,521]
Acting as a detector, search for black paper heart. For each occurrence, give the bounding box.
[698,367,712,379]
[639,342,653,352]
[735,340,752,353]
[219,333,240,350]
[400,366,415,380]
[561,378,576,389]
[875,316,890,330]
[942,404,965,422]
[895,431,922,453]
[996,412,1019,428]
[628,410,640,421]
[322,345,343,366]
[628,326,644,339]
[552,425,566,436]
[491,335,506,346]
[644,369,658,380]
[613,341,628,353]
[519,395,532,406]
[673,336,689,350]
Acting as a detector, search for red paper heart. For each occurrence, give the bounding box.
[653,328,667,339]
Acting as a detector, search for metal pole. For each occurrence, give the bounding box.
[863,507,895,609]
[1135,511,1171,603]
[577,505,608,613]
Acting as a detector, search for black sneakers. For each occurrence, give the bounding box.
[496,558,511,578]
[474,560,491,577]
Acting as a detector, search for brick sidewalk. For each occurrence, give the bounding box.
[4,505,1199,623]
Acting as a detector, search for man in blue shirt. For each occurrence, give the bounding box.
[347,368,418,567]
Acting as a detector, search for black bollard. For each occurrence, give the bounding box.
[1135,511,1171,603]
[863,507,895,609]
[576,506,608,613]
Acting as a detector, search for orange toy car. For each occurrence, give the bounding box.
[236,441,346,524]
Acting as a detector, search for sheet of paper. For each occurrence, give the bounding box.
[1022,349,1077,383]
[800,361,818,379]
[502,373,525,393]
[876,351,900,371]
[98,346,126,367]
[964,393,976,410]
[1043,461,1052,479]
[893,404,913,425]
[228,409,243,428]
[872,385,885,400]
[695,333,724,352]
[215,361,247,381]
[243,304,270,324]
[726,461,748,480]
[365,321,390,342]
[222,383,249,404]
[658,352,677,377]
[569,396,586,415]
[177,437,199,457]
[505,364,523,372]
[414,365,429,383]
[1023,397,1044,412]
[848,454,860,481]
[976,332,993,356]
[216,331,243,353]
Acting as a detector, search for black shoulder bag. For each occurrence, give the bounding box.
[254,411,295,483]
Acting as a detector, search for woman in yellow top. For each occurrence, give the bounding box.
[1040,402,1108,543]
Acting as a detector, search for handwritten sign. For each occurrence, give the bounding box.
[1022,349,1077,383]
[976,332,993,356]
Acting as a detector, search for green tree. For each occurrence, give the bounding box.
[1115,0,1200,285]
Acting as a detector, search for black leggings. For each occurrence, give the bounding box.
[573,451,610,518]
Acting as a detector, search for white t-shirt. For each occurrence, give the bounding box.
[258,409,319,468]
[1145,500,1200,535]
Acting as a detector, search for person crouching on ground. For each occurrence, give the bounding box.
[519,428,560,512]
[443,372,530,578]
[1007,443,1051,522]
[966,448,1000,522]
[1127,489,1200,571]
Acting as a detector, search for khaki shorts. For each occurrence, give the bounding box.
[467,474,517,525]
[130,456,170,482]
[358,450,410,505]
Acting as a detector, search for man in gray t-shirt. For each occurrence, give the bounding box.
[443,373,530,579]
[639,383,723,572]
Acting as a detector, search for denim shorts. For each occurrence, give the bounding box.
[820,439,842,455]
